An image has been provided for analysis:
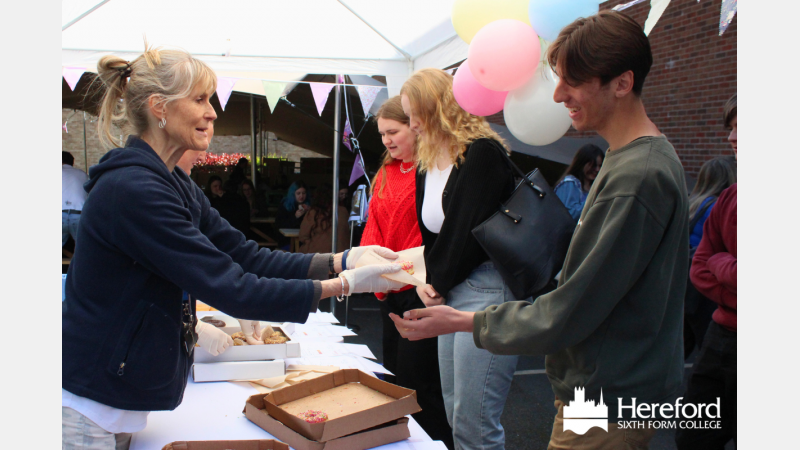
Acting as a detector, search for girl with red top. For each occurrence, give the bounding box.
[360,96,453,449]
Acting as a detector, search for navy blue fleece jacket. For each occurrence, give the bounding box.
[63,137,323,411]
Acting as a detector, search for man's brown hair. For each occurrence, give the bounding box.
[723,94,736,128]
[547,10,652,96]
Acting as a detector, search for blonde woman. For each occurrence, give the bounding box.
[360,97,453,448]
[61,45,403,449]
[398,68,518,450]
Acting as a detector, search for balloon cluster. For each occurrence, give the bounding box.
[451,0,598,146]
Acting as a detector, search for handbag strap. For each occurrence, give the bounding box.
[485,139,545,198]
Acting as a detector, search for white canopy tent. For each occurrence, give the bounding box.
[62,0,469,97]
[62,1,474,312]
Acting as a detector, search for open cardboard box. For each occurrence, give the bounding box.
[255,369,420,442]
[162,439,289,450]
[244,393,410,450]
[194,323,300,363]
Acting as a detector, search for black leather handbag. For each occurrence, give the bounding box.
[471,143,576,300]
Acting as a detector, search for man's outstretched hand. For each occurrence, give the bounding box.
[389,306,475,341]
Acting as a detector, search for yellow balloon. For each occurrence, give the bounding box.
[452,0,532,44]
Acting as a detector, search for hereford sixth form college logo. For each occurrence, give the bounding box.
[563,387,608,435]
[563,386,723,434]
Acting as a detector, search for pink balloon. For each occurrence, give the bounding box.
[468,19,540,92]
[453,60,509,116]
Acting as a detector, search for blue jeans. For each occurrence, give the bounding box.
[439,261,519,450]
[62,211,81,247]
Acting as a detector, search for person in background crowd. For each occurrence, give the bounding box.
[227,157,249,190]
[215,179,251,235]
[338,181,352,212]
[688,157,737,249]
[62,45,404,450]
[683,156,736,358]
[206,175,223,200]
[276,180,310,229]
[360,96,453,449]
[392,12,690,449]
[400,68,518,450]
[298,184,349,254]
[676,94,737,450]
[63,151,89,248]
[241,179,269,219]
[177,148,278,348]
[726,94,737,159]
[554,143,605,221]
[176,149,208,176]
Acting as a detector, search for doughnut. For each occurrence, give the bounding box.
[297,410,328,423]
[200,317,226,328]
[231,331,246,340]
[232,337,246,346]
[398,260,414,275]
[260,325,276,341]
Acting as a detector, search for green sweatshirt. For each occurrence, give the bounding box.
[473,136,689,421]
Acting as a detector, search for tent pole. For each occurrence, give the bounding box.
[330,75,342,314]
[250,95,256,189]
[82,111,88,173]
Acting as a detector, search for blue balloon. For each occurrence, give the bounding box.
[528,0,599,41]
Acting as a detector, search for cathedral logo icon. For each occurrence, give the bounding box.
[563,387,608,435]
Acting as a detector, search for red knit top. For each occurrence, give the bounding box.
[360,160,422,299]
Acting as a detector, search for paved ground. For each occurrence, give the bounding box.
[325,293,735,450]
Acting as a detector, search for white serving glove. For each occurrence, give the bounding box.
[339,263,406,295]
[237,319,264,345]
[345,246,399,270]
[196,321,233,356]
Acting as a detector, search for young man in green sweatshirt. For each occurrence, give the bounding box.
[391,10,689,449]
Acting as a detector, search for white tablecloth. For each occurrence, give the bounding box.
[129,378,445,450]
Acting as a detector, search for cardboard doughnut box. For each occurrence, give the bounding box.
[243,369,421,449]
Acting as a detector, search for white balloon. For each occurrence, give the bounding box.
[503,66,572,146]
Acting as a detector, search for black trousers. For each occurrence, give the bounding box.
[675,321,737,450]
[683,283,717,359]
[380,289,454,450]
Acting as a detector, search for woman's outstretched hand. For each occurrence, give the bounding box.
[345,245,399,270]
[339,263,405,294]
[417,284,443,307]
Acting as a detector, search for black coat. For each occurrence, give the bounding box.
[62,137,317,411]
[415,138,514,297]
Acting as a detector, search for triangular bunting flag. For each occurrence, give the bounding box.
[349,153,366,186]
[643,0,671,36]
[62,67,86,91]
[343,118,353,151]
[356,86,382,116]
[719,0,737,35]
[262,81,289,114]
[216,77,238,111]
[309,83,335,116]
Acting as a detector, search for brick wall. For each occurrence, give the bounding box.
[488,0,737,177]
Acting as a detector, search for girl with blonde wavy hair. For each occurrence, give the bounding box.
[393,68,519,450]
[61,44,404,449]
[360,96,453,447]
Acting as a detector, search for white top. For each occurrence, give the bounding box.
[62,389,150,434]
[62,164,89,211]
[421,164,453,234]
